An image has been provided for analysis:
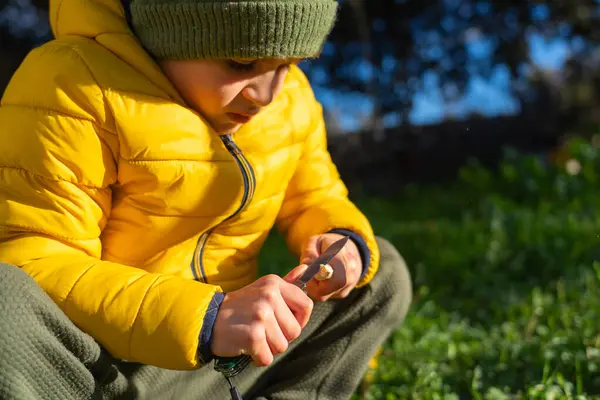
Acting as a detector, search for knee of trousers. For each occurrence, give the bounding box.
[0,263,49,334]
[0,261,42,295]
[369,237,413,328]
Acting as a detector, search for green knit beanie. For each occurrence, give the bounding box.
[128,0,338,60]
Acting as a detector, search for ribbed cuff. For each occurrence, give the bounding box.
[197,291,225,364]
[328,229,371,280]
[130,1,338,60]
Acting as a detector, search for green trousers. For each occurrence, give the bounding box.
[0,237,412,400]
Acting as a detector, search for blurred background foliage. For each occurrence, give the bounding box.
[2,1,600,146]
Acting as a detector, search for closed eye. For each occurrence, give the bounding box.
[226,60,257,72]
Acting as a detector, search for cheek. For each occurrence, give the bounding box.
[184,80,223,114]
[186,80,244,116]
[162,62,239,115]
[191,85,223,114]
[215,83,245,109]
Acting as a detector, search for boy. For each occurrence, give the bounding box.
[0,0,412,398]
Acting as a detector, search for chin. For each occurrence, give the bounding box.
[216,122,242,135]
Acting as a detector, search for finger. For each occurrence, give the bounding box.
[282,264,309,284]
[249,324,273,367]
[279,281,313,328]
[330,285,354,300]
[264,308,291,356]
[300,235,321,264]
[270,292,302,343]
[305,279,335,302]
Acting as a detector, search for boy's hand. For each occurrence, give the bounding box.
[299,233,363,302]
[210,273,313,367]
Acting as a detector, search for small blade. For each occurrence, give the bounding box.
[295,236,349,287]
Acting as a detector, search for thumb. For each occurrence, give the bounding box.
[300,235,322,265]
[283,264,309,283]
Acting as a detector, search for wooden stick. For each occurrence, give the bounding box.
[315,263,334,281]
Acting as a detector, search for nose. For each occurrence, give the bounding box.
[242,66,289,107]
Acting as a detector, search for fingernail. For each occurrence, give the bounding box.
[283,270,295,280]
[284,265,307,281]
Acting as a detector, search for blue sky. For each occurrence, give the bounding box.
[308,30,573,131]
[411,31,571,124]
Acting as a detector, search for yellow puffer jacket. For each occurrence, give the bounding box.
[0,0,379,370]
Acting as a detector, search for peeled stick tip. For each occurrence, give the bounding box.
[315,263,334,281]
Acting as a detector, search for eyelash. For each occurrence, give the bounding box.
[226,60,256,72]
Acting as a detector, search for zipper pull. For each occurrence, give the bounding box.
[221,134,241,154]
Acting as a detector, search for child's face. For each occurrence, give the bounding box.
[160,58,300,134]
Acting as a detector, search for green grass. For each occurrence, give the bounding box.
[258,138,600,399]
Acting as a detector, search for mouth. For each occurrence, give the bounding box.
[226,112,257,124]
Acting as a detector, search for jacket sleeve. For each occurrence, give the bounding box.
[275,67,379,287]
[0,42,222,370]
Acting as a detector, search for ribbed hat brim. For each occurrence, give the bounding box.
[130,1,338,60]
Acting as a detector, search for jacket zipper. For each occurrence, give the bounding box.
[191,134,256,283]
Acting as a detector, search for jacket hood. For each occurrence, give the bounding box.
[50,0,129,39]
[49,0,183,101]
